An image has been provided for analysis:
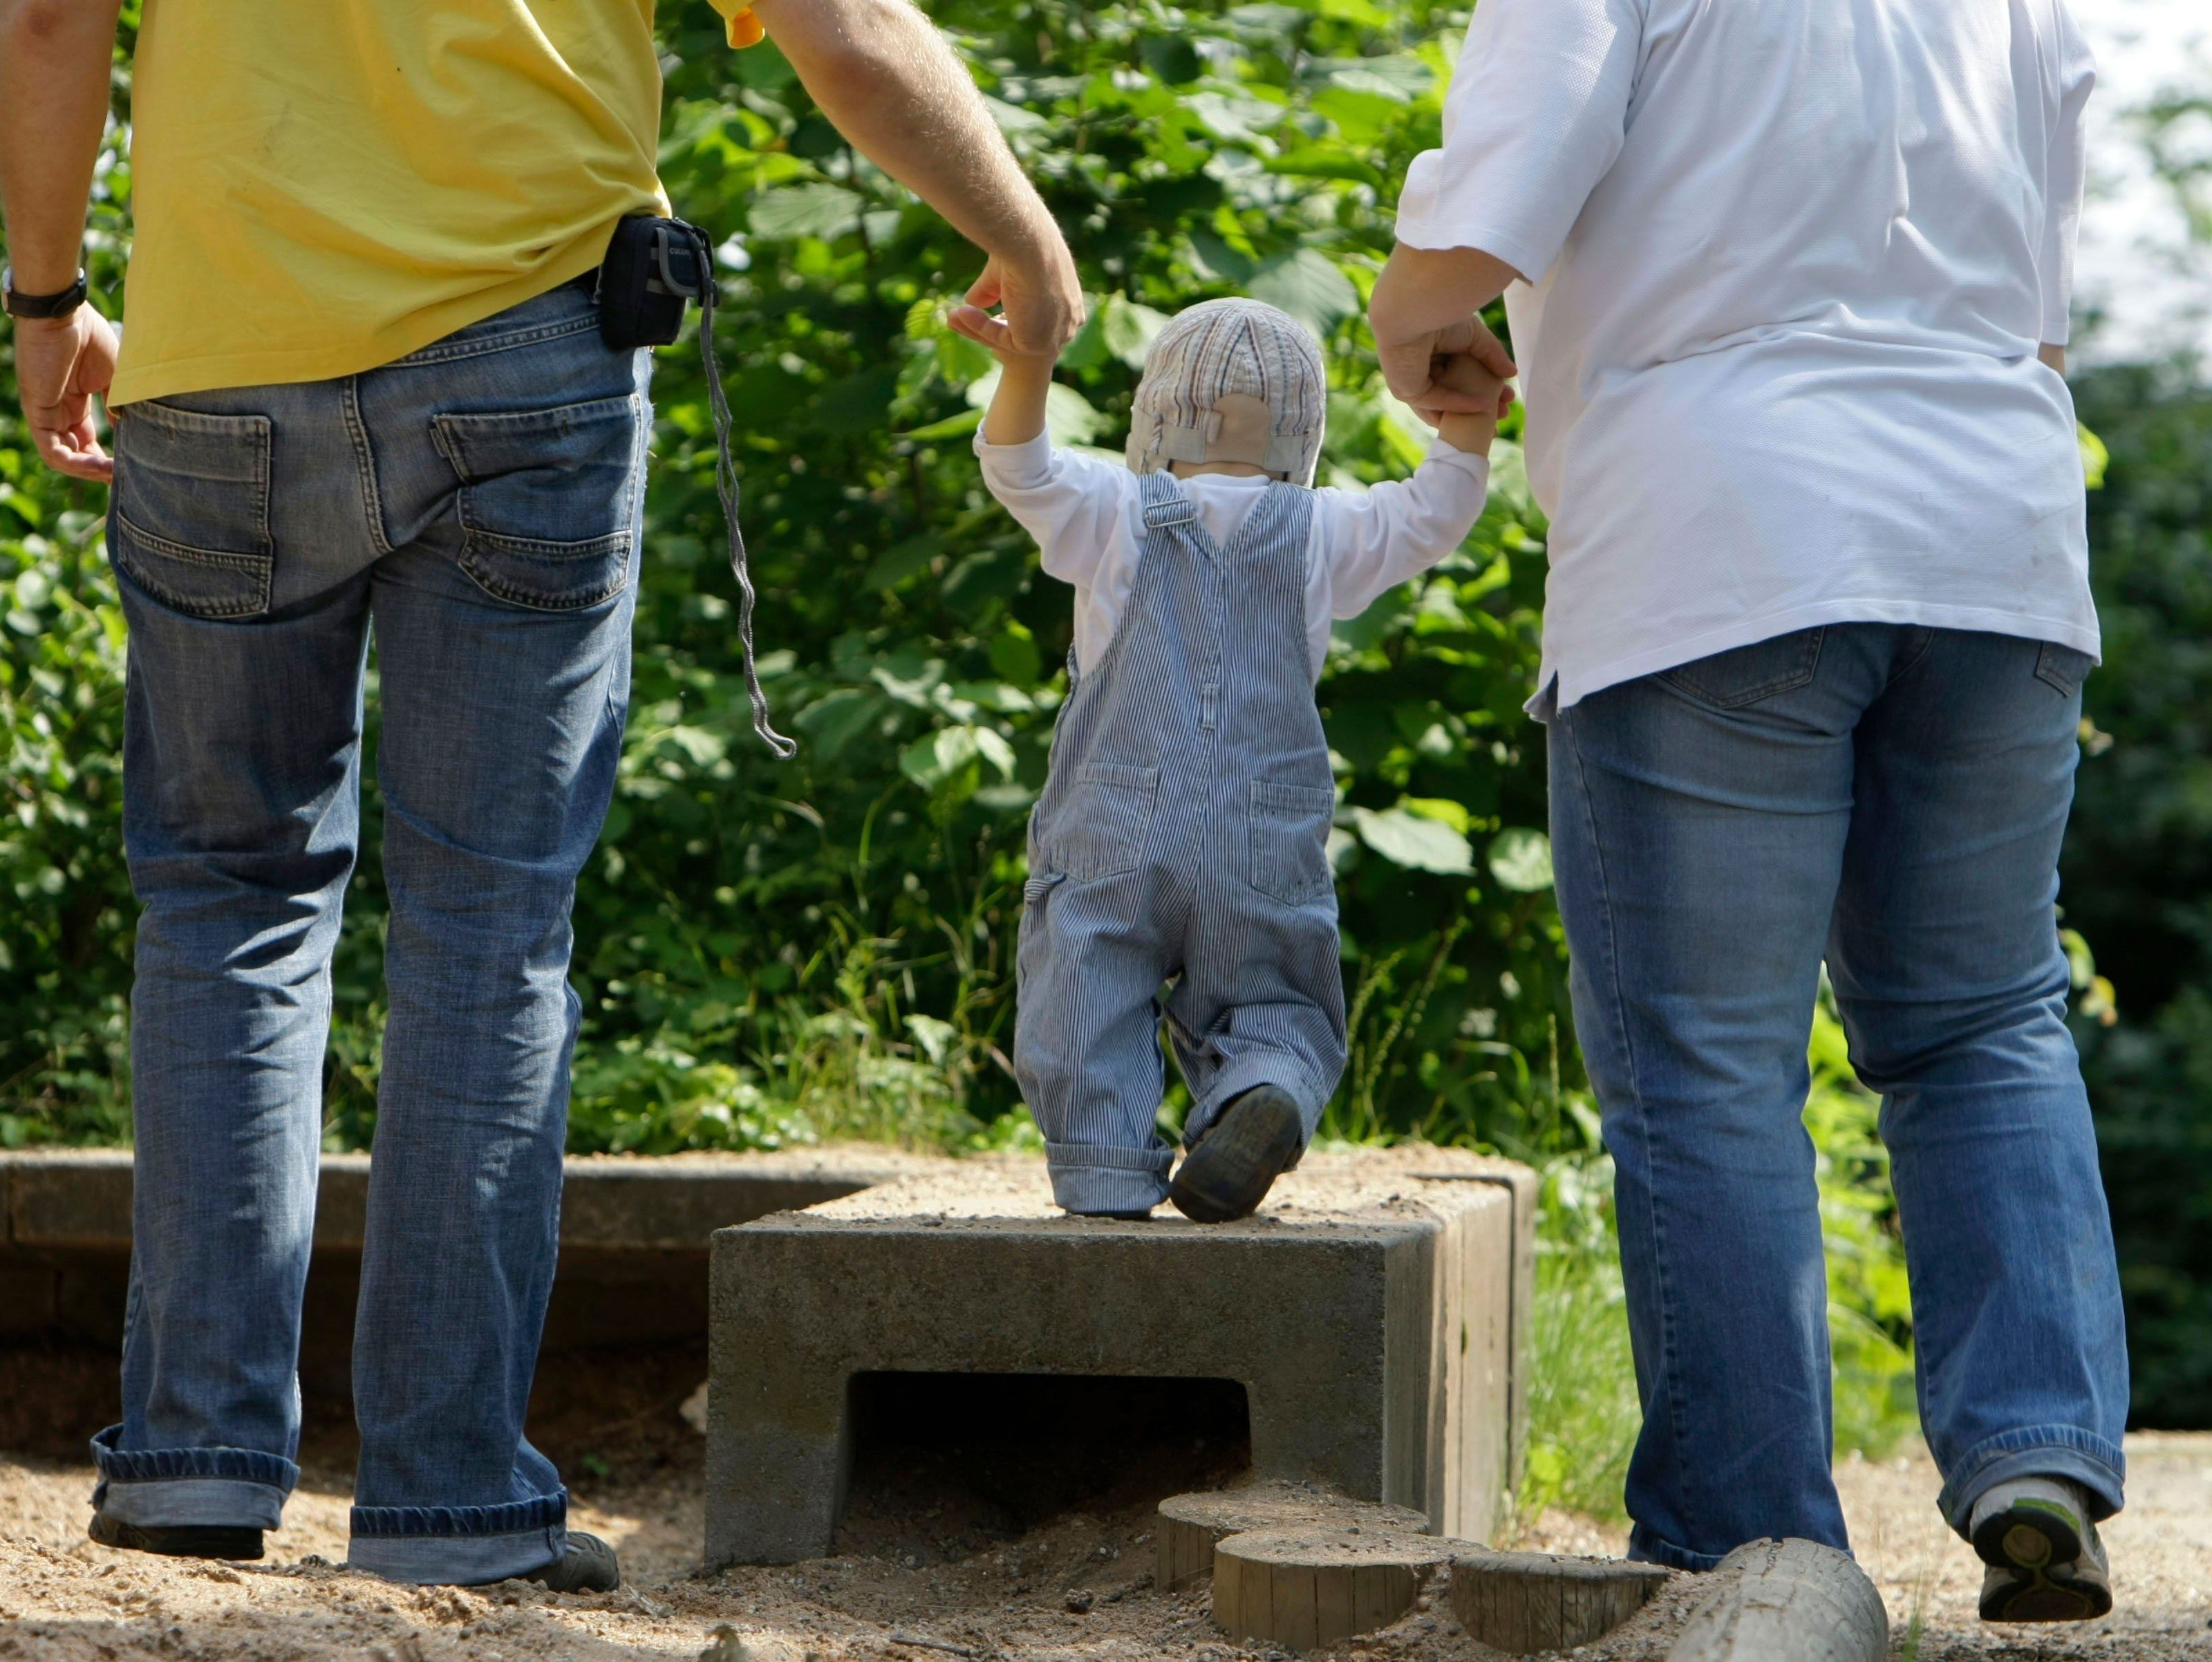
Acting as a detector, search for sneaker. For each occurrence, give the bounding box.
[1971,1477,2112,1623]
[1170,1085,1304,1223]
[88,1512,264,1561]
[521,1529,621,1594]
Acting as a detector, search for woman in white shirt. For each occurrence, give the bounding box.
[1370,0,2126,1623]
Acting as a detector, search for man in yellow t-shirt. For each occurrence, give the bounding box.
[0,0,1078,1590]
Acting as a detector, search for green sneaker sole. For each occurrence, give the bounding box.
[1974,1501,2110,1624]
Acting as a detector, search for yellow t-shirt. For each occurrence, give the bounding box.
[112,0,758,407]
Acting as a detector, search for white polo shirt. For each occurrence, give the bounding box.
[1395,0,2099,715]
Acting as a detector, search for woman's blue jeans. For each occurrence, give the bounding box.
[91,283,648,1584]
[1548,624,2129,1570]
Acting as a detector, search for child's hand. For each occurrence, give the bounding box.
[944,298,1056,448]
[1421,351,1515,457]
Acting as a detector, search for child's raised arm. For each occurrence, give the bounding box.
[977,353,1055,448]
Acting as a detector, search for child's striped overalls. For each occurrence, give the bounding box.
[1015,469,1349,1214]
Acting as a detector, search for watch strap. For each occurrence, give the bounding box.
[3,268,89,320]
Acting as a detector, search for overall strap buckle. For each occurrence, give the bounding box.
[1138,471,1198,530]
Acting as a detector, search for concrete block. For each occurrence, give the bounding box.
[6,1150,136,1250]
[706,1146,1533,1568]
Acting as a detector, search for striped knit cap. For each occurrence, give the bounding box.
[1125,298,1327,485]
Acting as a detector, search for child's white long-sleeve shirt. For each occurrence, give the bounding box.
[975,433,1490,682]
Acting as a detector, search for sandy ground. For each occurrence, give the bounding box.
[1,1355,2205,1661]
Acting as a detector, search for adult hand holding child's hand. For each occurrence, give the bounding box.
[948,234,1085,360]
[1368,243,1520,418]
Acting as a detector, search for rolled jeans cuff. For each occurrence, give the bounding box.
[91,1423,295,1529]
[1938,1426,2126,1537]
[348,1491,568,1585]
[1046,1139,1174,1215]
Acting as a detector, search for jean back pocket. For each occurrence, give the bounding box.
[2035,641,2095,698]
[1660,627,1826,710]
[109,402,274,620]
[431,394,644,611]
[1249,779,1337,905]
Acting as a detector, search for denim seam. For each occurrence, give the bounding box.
[1044,1141,1176,1174]
[390,313,603,368]
[1882,625,1940,692]
[455,531,636,613]
[1564,711,1702,1549]
[349,1490,568,1538]
[91,1426,301,1492]
[111,514,274,619]
[1661,627,1824,710]
[2034,641,2091,698]
[341,377,397,558]
[1940,1425,2126,1508]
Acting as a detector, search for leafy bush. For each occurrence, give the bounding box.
[2062,364,2212,1429]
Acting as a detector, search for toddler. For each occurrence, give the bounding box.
[969,297,1508,1220]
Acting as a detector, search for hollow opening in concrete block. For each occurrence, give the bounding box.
[835,1372,1251,1562]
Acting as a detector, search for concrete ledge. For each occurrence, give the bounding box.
[0,1146,948,1359]
[706,1146,1535,1569]
[0,1146,944,1254]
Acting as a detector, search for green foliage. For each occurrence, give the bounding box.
[601,0,1574,1161]
[2061,364,2212,1429]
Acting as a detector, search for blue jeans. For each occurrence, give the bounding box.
[1548,624,2128,1570]
[92,283,647,1583]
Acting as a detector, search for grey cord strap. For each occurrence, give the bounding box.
[686,226,797,759]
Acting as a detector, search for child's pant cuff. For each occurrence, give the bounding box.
[1047,1140,1174,1215]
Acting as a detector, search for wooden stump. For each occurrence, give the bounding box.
[1156,1483,1432,1591]
[1449,1549,1671,1654]
[1212,1528,1458,1652]
[1667,1538,1887,1662]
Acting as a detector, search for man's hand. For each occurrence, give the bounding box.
[750,0,1083,354]
[14,306,118,480]
[947,243,1083,360]
[1369,243,1521,415]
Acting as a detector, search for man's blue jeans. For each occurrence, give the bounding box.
[1548,624,2129,1571]
[91,283,647,1583]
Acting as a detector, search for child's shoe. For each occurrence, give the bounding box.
[1170,1085,1304,1222]
[1972,1475,2112,1623]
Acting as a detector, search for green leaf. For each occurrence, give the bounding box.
[990,622,1044,687]
[1139,36,1203,85]
[1402,796,1472,834]
[1489,828,1554,893]
[899,408,985,442]
[2079,422,2109,490]
[1250,249,1360,335]
[747,182,864,241]
[863,535,940,590]
[1351,805,1475,874]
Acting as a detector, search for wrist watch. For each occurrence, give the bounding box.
[3,267,89,320]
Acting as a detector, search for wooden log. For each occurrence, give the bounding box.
[1154,1482,1430,1591]
[1212,1528,1457,1651]
[1667,1538,1887,1662]
[1450,1549,1671,1654]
